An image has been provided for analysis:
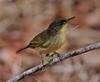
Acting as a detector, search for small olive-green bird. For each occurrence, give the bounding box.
[17,16,75,64]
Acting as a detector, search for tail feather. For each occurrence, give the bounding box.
[16,45,29,54]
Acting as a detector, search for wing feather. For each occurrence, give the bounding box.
[29,30,50,48]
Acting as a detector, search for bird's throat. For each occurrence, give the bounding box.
[60,24,67,33]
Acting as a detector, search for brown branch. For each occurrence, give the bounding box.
[7,42,100,82]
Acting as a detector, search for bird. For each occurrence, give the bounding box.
[16,16,75,64]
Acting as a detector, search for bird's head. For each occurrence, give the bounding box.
[47,16,75,35]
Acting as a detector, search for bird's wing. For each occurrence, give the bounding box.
[29,30,51,48]
[41,39,51,48]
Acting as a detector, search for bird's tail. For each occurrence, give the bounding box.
[16,45,29,54]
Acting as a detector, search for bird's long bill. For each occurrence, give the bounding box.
[16,46,29,53]
[66,16,76,22]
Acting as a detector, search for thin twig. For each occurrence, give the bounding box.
[7,42,100,82]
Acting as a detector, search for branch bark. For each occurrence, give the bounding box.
[7,42,100,82]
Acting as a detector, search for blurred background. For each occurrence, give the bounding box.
[0,0,100,82]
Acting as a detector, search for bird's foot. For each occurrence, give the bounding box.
[43,54,54,65]
[40,54,53,71]
[53,52,61,57]
[53,52,62,64]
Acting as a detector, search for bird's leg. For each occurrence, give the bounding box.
[42,53,54,65]
[40,54,44,65]
[51,52,61,60]
[40,53,53,65]
[42,52,61,65]
[46,53,50,57]
[53,52,62,64]
[46,53,54,63]
[53,52,61,58]
[39,53,48,71]
[40,53,54,71]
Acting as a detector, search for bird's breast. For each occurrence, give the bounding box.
[37,32,66,54]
